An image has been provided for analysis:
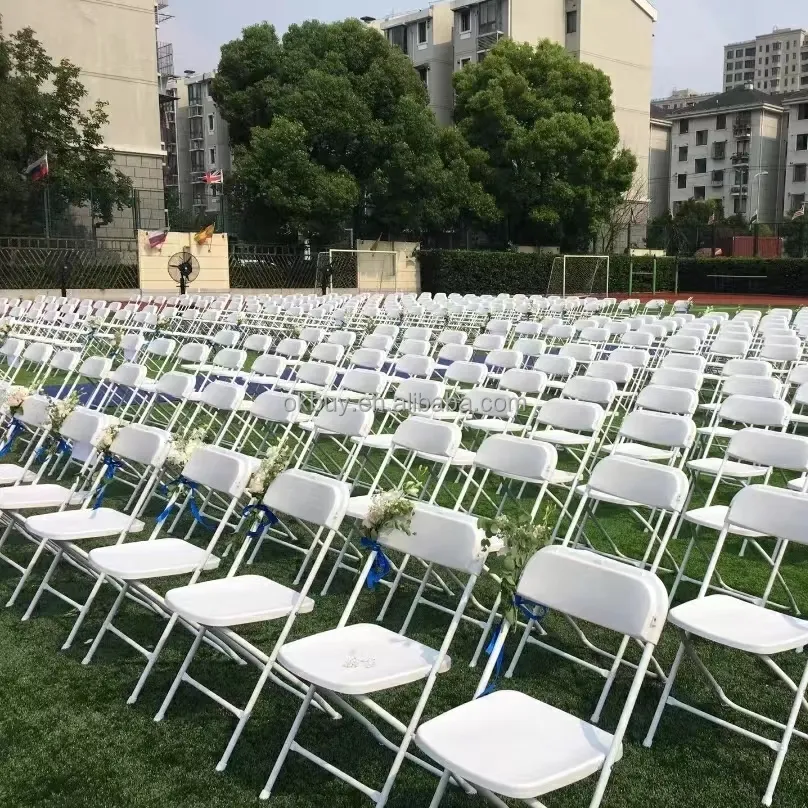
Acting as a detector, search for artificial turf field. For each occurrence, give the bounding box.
[2,302,808,808]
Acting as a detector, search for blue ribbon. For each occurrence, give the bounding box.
[0,418,25,458]
[360,538,392,590]
[35,437,71,463]
[482,597,549,696]
[242,502,278,539]
[93,454,124,510]
[157,476,215,529]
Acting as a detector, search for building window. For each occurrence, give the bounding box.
[794,164,807,183]
[417,65,428,87]
[678,145,688,162]
[696,130,708,146]
[736,49,743,57]
[746,47,755,56]
[208,114,215,133]
[734,73,742,81]
[209,147,216,165]
[211,184,220,197]
[799,104,808,121]
[798,134,808,151]
[389,25,408,53]
[713,141,726,159]
[793,193,807,210]
[727,63,733,71]
[478,0,499,34]
[678,174,687,189]
[712,170,724,184]
[734,61,742,69]
[459,8,471,33]
[679,119,689,135]
[734,197,747,214]
[726,73,733,83]
[460,56,472,68]
[417,20,428,44]
[694,186,706,200]
[695,158,707,174]
[566,10,578,35]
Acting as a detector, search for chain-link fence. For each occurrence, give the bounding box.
[229,243,321,289]
[0,236,138,289]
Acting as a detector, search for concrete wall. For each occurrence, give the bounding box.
[138,230,230,292]
[356,240,420,293]
[785,97,808,213]
[649,120,672,220]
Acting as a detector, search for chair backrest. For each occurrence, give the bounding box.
[559,343,596,363]
[111,424,171,466]
[182,445,258,496]
[276,338,307,359]
[350,347,386,370]
[155,371,196,399]
[60,409,111,444]
[650,367,703,391]
[726,485,808,545]
[518,546,668,642]
[661,353,706,373]
[444,360,487,386]
[178,342,211,363]
[198,380,245,411]
[499,368,548,396]
[472,334,505,351]
[561,376,616,406]
[513,337,546,358]
[312,403,375,438]
[437,329,467,346]
[588,454,690,511]
[380,503,487,575]
[310,343,345,364]
[109,362,147,387]
[327,330,357,349]
[586,360,632,385]
[50,349,81,373]
[718,394,791,427]
[722,358,772,378]
[145,338,177,358]
[464,387,519,418]
[485,349,522,370]
[608,348,650,369]
[394,378,444,408]
[709,338,749,359]
[296,362,337,388]
[533,354,576,378]
[249,390,301,424]
[338,368,387,395]
[437,344,473,364]
[21,342,53,365]
[78,356,113,380]
[618,410,695,449]
[362,334,394,352]
[392,417,462,457]
[263,469,350,530]
[252,354,286,378]
[721,374,781,399]
[727,428,808,471]
[664,334,701,353]
[393,354,435,379]
[473,435,557,482]
[212,329,241,348]
[243,334,273,353]
[535,398,604,432]
[636,384,698,416]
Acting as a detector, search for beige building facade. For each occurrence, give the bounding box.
[1,0,166,236]
[723,28,808,94]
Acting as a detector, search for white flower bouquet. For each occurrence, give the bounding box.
[0,319,15,338]
[96,423,122,455]
[3,385,31,416]
[46,391,80,432]
[362,473,424,539]
[247,442,293,497]
[165,426,209,474]
[87,315,106,332]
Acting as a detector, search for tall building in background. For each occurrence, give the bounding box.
[1,0,167,236]
[175,73,232,217]
[723,28,808,93]
[366,0,658,248]
[653,89,722,112]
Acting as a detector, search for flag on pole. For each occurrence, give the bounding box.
[194,223,215,245]
[202,170,223,184]
[793,204,806,221]
[147,230,168,249]
[749,212,758,225]
[25,154,49,181]
[707,213,716,225]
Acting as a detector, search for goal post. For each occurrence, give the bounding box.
[547,255,610,297]
[327,248,399,293]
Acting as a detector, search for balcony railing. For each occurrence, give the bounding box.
[733,123,752,137]
[711,176,725,186]
[477,31,505,52]
[731,152,750,164]
[731,184,749,196]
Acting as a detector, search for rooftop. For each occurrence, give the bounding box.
[663,87,785,117]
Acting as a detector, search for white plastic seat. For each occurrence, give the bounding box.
[417,690,616,799]
[280,623,451,696]
[0,484,85,511]
[26,509,146,542]
[90,538,218,579]
[165,575,314,627]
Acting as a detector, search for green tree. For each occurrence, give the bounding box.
[452,39,636,251]
[0,21,133,236]
[213,20,497,245]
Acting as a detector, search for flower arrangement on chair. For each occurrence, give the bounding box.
[0,385,32,457]
[241,441,294,543]
[0,318,15,338]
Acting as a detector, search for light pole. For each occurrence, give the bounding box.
[753,170,769,222]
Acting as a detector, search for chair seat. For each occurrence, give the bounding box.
[531,429,591,447]
[0,483,85,511]
[549,469,577,485]
[574,485,640,508]
[352,433,394,450]
[696,426,736,439]
[25,508,145,542]
[346,495,373,521]
[788,476,808,492]
[670,594,808,655]
[687,458,768,478]
[464,419,525,434]
[278,622,450,696]
[415,690,617,800]
[682,505,766,537]
[603,443,675,462]
[165,575,314,627]
[89,538,219,580]
[0,465,36,485]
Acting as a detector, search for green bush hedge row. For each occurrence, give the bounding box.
[418,251,808,297]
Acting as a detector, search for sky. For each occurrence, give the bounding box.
[160,0,806,98]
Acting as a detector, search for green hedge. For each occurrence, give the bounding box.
[418,250,808,297]
[418,251,677,296]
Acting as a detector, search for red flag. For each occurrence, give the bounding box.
[25,154,49,181]
[147,230,168,249]
[203,170,223,184]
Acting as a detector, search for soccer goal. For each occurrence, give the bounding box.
[547,255,610,297]
[326,248,398,293]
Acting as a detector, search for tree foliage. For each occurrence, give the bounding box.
[0,21,133,235]
[213,20,497,244]
[453,39,636,251]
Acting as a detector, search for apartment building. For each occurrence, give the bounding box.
[783,93,808,215]
[664,88,788,222]
[652,89,722,113]
[174,73,232,216]
[723,28,808,94]
[369,4,455,125]
[648,112,672,220]
[1,0,166,235]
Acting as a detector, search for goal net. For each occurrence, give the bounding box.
[547,255,610,297]
[326,249,398,293]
